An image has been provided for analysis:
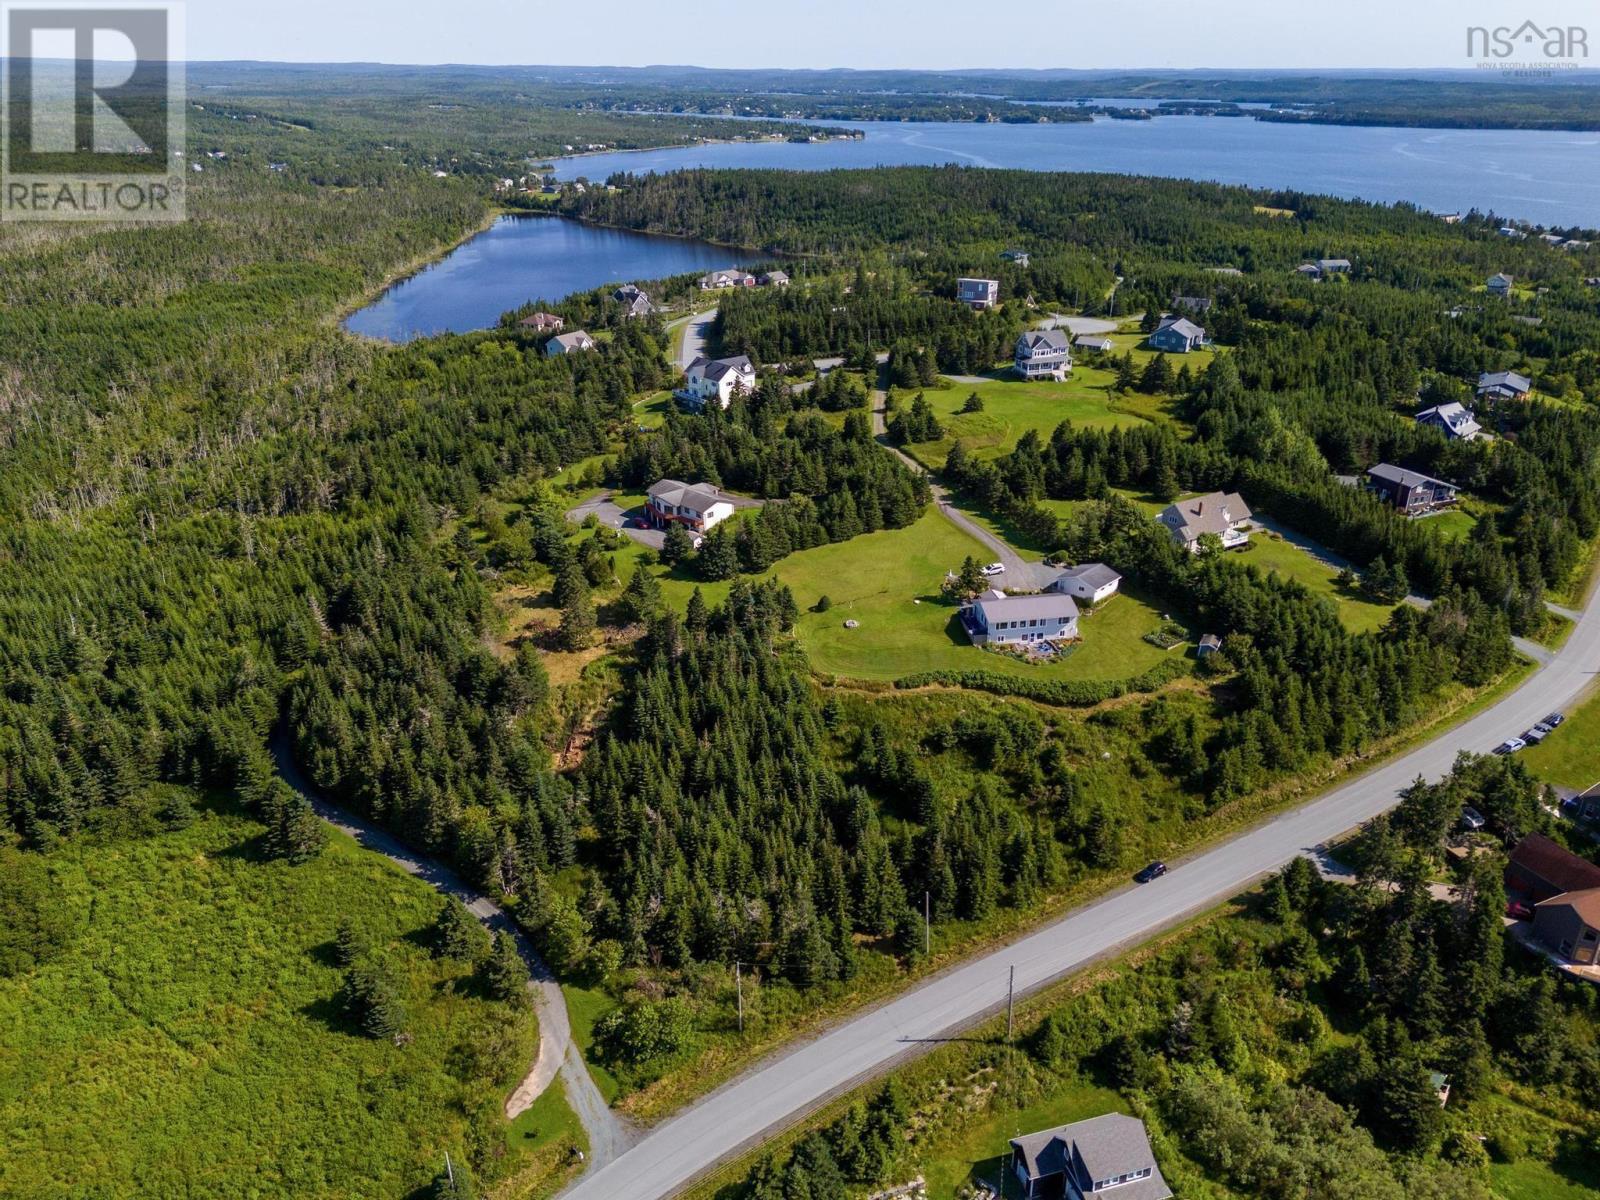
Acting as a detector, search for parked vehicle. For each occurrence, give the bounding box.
[1523,728,1548,744]
[981,562,1006,577]
[1506,900,1535,921]
[1543,712,1565,727]
[1494,738,1527,755]
[1134,861,1168,884]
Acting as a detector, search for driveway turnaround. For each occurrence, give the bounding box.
[561,573,1600,1200]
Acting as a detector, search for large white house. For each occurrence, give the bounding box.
[678,354,756,410]
[1050,563,1122,605]
[1158,492,1252,552]
[964,589,1079,647]
[1416,402,1484,441]
[1014,330,1072,381]
[545,330,596,357]
[646,479,734,534]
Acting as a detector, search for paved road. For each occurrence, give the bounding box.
[563,567,1600,1200]
[270,739,632,1166]
[674,308,717,373]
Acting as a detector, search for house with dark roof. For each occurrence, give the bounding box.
[957,277,1000,310]
[678,354,756,411]
[1015,329,1072,381]
[545,330,596,357]
[1010,1113,1171,1200]
[1533,889,1600,965]
[1366,464,1458,514]
[1050,563,1122,605]
[964,590,1079,648]
[646,479,734,535]
[1148,316,1206,353]
[613,285,653,318]
[1001,249,1031,266]
[519,312,564,334]
[1477,371,1532,402]
[1506,833,1600,904]
[1416,402,1483,442]
[1172,295,1213,313]
[1158,492,1252,552]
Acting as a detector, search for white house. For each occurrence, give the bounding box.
[1158,492,1252,552]
[1010,1113,1171,1200]
[678,354,756,410]
[700,268,756,290]
[1073,334,1114,353]
[1416,402,1484,441]
[964,589,1079,648]
[1014,330,1072,381]
[957,277,1000,310]
[1050,563,1122,605]
[545,330,596,357]
[646,480,735,534]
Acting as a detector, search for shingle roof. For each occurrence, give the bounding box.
[688,354,755,382]
[1511,834,1600,895]
[1073,335,1114,349]
[1367,463,1455,492]
[1011,1114,1167,1197]
[549,331,594,351]
[1018,330,1070,354]
[1160,491,1252,539]
[1155,316,1205,340]
[976,591,1079,624]
[648,479,726,513]
[1056,563,1121,590]
[1478,370,1532,393]
[1536,887,1600,928]
[1416,403,1481,438]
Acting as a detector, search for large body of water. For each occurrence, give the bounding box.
[555,116,1600,230]
[344,215,737,342]
[349,114,1600,342]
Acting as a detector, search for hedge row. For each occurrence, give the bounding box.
[893,656,1191,707]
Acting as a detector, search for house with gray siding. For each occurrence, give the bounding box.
[1015,329,1072,381]
[964,589,1079,647]
[1148,316,1206,353]
[1010,1113,1171,1200]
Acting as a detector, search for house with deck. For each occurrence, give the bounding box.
[1477,370,1532,402]
[1148,316,1206,353]
[545,330,596,357]
[1158,491,1252,552]
[1015,330,1072,381]
[1416,402,1483,442]
[957,277,1000,310]
[963,590,1079,648]
[1050,563,1122,605]
[1366,464,1459,514]
[646,480,734,535]
[678,354,756,411]
[1010,1113,1171,1200]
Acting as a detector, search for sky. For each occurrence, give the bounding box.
[186,0,1599,70]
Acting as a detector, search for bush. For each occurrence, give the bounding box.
[895,657,1189,706]
[815,594,832,612]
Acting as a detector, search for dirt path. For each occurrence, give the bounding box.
[270,737,633,1166]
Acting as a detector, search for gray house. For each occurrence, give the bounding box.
[1011,1113,1171,1200]
[1366,464,1458,513]
[1477,370,1532,402]
[957,277,1000,310]
[545,330,597,357]
[1148,316,1206,353]
[1159,491,1252,552]
[1015,329,1072,381]
[1533,889,1600,965]
[1073,334,1115,353]
[1318,257,1352,274]
[964,589,1079,647]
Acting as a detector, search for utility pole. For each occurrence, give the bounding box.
[735,960,744,1034]
[1006,965,1016,1042]
[924,891,931,959]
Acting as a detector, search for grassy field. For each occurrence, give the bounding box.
[1233,531,1398,635]
[1417,508,1479,542]
[1519,684,1600,791]
[0,796,564,1200]
[1491,1156,1600,1200]
[776,511,1177,684]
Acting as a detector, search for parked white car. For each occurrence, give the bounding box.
[981,562,1006,577]
[1494,737,1527,755]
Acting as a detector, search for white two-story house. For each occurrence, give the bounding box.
[646,480,734,535]
[1158,492,1252,552]
[678,354,756,411]
[964,590,1079,647]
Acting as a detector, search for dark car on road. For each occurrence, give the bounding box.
[1135,861,1168,884]
[1543,712,1566,728]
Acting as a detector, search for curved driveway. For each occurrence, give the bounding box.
[563,574,1600,1200]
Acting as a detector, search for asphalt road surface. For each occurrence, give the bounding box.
[563,575,1600,1200]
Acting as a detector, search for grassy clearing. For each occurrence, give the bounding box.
[1417,508,1479,542]
[901,371,1147,466]
[1490,1155,1600,1200]
[1519,684,1600,791]
[1233,532,1398,635]
[0,797,546,1200]
[495,1084,587,1200]
[776,511,1176,684]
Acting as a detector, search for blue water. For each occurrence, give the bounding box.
[344,214,737,342]
[555,117,1600,229]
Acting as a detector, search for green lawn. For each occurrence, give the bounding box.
[1519,684,1600,790]
[1233,531,1398,635]
[1417,508,1479,542]
[775,511,1177,684]
[901,369,1150,467]
[0,796,547,1200]
[1490,1156,1600,1200]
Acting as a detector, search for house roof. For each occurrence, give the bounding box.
[1510,834,1600,895]
[1478,370,1532,393]
[1488,272,1515,286]
[648,479,727,512]
[1536,887,1600,928]
[1160,491,1252,539]
[613,284,647,301]
[975,591,1080,624]
[1018,330,1070,354]
[1199,633,1223,650]
[1155,316,1205,340]
[549,331,594,351]
[1367,463,1456,492]
[1011,1114,1163,1191]
[519,311,562,328]
[958,277,999,290]
[1318,258,1352,269]
[760,270,790,283]
[1056,563,1121,590]
[1295,263,1322,274]
[1073,335,1114,349]
[688,354,755,382]
[1416,403,1482,438]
